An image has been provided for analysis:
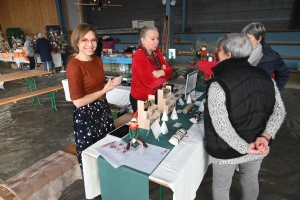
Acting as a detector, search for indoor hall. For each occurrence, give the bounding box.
[1,0,300,199]
[0,59,299,200]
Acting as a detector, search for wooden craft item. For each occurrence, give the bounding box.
[157,85,173,114]
[138,95,156,130]
[169,128,187,145]
[144,99,155,110]
[182,103,194,114]
[189,111,203,124]
[163,88,171,98]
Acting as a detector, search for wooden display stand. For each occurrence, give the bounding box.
[157,85,175,114]
[137,95,160,130]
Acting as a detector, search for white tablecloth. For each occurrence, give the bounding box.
[0,53,14,62]
[62,79,130,107]
[82,123,212,200]
[13,53,62,68]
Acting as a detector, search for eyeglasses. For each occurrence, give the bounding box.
[217,47,224,53]
[80,38,98,45]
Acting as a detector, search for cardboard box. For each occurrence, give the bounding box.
[11,63,18,69]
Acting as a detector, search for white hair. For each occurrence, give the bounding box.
[37,33,44,38]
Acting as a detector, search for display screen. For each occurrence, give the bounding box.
[185,70,198,100]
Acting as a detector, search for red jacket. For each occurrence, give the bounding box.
[130,49,173,100]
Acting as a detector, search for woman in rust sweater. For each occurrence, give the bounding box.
[130,26,173,112]
[67,23,122,168]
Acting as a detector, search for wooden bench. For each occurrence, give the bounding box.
[0,85,63,110]
[0,150,82,200]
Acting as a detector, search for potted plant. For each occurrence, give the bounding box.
[182,56,205,85]
[166,57,182,81]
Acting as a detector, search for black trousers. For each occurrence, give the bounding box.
[28,56,36,70]
[129,94,138,113]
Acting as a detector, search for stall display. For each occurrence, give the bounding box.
[45,25,68,54]
[137,95,159,130]
[168,128,187,146]
[0,31,10,52]
[6,28,25,51]
[157,85,175,114]
[126,111,148,150]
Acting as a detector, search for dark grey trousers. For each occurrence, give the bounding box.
[212,158,263,200]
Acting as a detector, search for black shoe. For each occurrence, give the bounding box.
[126,143,131,150]
[142,141,148,148]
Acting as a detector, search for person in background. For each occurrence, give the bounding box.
[94,37,103,57]
[130,26,173,112]
[66,23,122,168]
[204,33,286,200]
[35,33,53,72]
[242,22,290,91]
[24,35,36,70]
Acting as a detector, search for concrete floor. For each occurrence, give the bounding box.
[0,59,300,200]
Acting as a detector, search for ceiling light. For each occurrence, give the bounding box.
[170,0,176,6]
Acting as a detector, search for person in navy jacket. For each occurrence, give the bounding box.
[35,33,53,72]
[242,22,290,91]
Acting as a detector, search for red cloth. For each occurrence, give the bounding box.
[130,49,173,101]
[197,60,219,80]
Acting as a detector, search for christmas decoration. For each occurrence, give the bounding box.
[186,94,192,104]
[6,28,25,51]
[126,111,148,150]
[160,121,168,135]
[169,128,187,146]
[170,107,178,120]
[198,44,207,60]
[161,110,169,121]
[46,28,68,54]
[0,31,10,52]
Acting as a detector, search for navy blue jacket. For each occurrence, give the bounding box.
[35,38,52,62]
[257,42,290,91]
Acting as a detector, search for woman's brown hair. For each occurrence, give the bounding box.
[71,23,96,51]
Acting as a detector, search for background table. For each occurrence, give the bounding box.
[197,60,218,80]
[62,79,130,107]
[0,53,14,62]
[101,56,132,77]
[13,53,62,68]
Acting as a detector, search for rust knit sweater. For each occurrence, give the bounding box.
[66,55,105,100]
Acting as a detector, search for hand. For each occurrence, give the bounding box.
[255,137,269,150]
[152,70,165,78]
[247,141,269,155]
[109,76,122,86]
[103,76,122,93]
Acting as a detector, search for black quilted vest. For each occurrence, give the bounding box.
[204,58,275,159]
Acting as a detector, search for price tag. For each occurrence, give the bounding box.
[151,120,162,139]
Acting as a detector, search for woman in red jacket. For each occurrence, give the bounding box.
[130,26,173,112]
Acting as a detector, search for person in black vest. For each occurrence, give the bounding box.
[204,33,286,200]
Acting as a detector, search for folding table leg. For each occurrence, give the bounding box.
[46,92,58,111]
[110,63,116,76]
[159,184,163,200]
